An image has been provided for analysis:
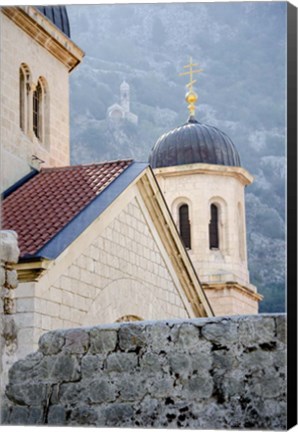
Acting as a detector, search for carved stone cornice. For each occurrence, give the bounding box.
[2,6,84,72]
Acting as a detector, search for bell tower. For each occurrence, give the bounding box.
[120,80,130,113]
[149,58,262,316]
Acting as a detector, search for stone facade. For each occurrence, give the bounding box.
[154,163,262,315]
[0,7,83,192]
[2,314,286,429]
[14,189,193,361]
[0,231,20,396]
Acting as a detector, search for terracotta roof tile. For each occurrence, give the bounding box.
[2,159,133,258]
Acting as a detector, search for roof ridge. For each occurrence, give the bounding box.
[41,159,134,172]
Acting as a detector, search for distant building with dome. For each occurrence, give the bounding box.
[149,58,262,316]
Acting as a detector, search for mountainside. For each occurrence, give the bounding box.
[67,3,286,312]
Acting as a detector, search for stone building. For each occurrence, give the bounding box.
[107,80,138,125]
[0,6,212,365]
[0,6,84,192]
[1,6,262,367]
[149,60,262,316]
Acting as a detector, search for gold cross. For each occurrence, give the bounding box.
[179,57,203,91]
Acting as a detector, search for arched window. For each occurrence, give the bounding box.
[115,315,142,323]
[238,203,245,261]
[179,204,191,249]
[33,81,43,139]
[19,64,31,133]
[209,204,219,249]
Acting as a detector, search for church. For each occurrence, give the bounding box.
[0,5,261,364]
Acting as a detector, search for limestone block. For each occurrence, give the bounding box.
[38,330,65,355]
[0,231,19,263]
[47,405,66,425]
[63,329,89,354]
[106,352,138,373]
[81,354,105,378]
[201,319,238,346]
[104,403,134,427]
[69,406,98,426]
[119,324,146,351]
[6,382,51,406]
[89,328,117,354]
[6,269,18,289]
[0,265,6,286]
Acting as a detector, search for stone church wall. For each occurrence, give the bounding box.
[2,314,286,429]
[17,196,190,360]
[0,231,20,398]
[1,12,70,191]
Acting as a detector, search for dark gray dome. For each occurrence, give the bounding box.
[36,6,70,38]
[149,117,241,169]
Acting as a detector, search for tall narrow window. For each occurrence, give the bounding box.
[209,204,219,249]
[19,68,25,131]
[33,81,42,139]
[19,64,31,133]
[179,204,191,249]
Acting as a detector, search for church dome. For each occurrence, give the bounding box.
[149,116,241,169]
[36,6,70,38]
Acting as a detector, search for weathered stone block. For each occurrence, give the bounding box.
[106,352,138,373]
[104,403,134,426]
[168,352,191,377]
[0,265,6,286]
[175,324,200,350]
[238,316,275,346]
[185,372,214,399]
[0,231,19,264]
[117,374,148,401]
[50,354,81,382]
[275,315,286,343]
[27,407,44,424]
[119,324,146,351]
[201,320,238,346]
[139,352,163,373]
[63,329,89,354]
[6,382,50,406]
[8,351,44,384]
[9,406,29,424]
[6,269,18,289]
[39,331,65,355]
[89,328,117,354]
[47,405,66,425]
[69,406,98,426]
[88,377,117,403]
[81,353,105,378]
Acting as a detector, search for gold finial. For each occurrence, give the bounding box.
[179,56,203,117]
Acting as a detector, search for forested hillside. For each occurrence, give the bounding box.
[67,3,286,312]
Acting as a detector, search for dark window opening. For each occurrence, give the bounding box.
[209,204,219,249]
[179,204,191,249]
[33,82,42,139]
[19,69,25,131]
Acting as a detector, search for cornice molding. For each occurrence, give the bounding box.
[153,162,254,186]
[2,6,84,72]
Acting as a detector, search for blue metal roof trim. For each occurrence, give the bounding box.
[2,168,39,200]
[32,162,148,260]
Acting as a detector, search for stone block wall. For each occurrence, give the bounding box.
[0,231,20,399]
[2,314,286,429]
[18,196,190,359]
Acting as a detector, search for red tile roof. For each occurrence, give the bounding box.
[2,160,133,258]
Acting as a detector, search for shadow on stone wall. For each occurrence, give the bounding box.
[2,314,286,429]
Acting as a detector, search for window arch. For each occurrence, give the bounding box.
[19,64,31,133]
[32,77,49,145]
[179,204,191,249]
[209,203,219,249]
[115,315,143,323]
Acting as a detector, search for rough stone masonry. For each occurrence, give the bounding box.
[2,314,286,429]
